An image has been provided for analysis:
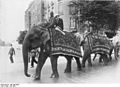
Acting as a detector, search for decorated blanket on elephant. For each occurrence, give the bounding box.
[49,28,82,58]
[87,33,112,54]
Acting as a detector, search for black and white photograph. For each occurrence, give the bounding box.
[1,0,120,85]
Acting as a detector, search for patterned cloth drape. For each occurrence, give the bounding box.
[49,28,82,58]
[86,33,112,54]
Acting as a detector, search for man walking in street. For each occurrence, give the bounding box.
[8,44,15,63]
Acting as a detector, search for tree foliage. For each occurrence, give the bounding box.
[71,0,120,32]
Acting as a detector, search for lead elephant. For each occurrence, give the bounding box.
[22,24,82,80]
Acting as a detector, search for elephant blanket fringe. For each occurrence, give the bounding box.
[49,28,82,58]
[87,33,112,54]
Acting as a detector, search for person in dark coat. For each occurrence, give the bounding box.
[55,15,64,31]
[30,49,38,68]
[47,13,64,32]
[49,11,54,23]
[8,44,15,63]
[47,11,56,29]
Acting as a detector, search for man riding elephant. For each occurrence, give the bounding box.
[47,12,64,34]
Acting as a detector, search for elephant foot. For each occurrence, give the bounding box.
[77,67,82,71]
[99,58,103,63]
[117,55,119,57]
[50,73,59,78]
[109,56,112,61]
[103,60,109,66]
[82,63,85,68]
[34,76,40,80]
[25,73,31,77]
[34,74,40,80]
[88,63,92,67]
[104,63,108,66]
[115,56,118,60]
[99,60,102,63]
[103,59,109,66]
[64,68,71,73]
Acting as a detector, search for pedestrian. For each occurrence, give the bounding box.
[30,49,38,68]
[8,44,15,63]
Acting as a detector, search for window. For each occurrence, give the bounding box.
[70,17,76,29]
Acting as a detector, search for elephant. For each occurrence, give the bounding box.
[22,23,82,80]
[80,32,116,68]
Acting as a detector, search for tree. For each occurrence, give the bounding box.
[71,0,120,37]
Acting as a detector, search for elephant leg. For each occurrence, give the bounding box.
[34,51,48,80]
[99,55,103,63]
[82,53,90,68]
[93,53,97,61]
[109,48,113,61]
[74,57,82,71]
[116,47,119,57]
[114,47,118,60]
[117,47,120,57]
[64,55,72,73]
[102,54,109,66]
[109,54,112,61]
[87,56,92,67]
[50,55,59,78]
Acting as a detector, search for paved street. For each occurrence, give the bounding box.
[0,46,120,83]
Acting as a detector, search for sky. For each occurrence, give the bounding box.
[0,0,33,43]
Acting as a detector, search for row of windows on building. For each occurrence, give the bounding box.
[25,0,80,32]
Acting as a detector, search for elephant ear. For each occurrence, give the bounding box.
[28,26,42,40]
[29,25,50,46]
[17,30,27,44]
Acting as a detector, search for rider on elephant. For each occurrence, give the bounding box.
[55,14,64,31]
[46,11,56,29]
[47,12,64,34]
[47,11,55,28]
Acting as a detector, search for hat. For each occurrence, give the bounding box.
[55,14,60,18]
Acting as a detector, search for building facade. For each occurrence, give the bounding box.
[25,0,44,30]
[25,0,81,31]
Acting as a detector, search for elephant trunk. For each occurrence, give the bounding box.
[22,35,30,77]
